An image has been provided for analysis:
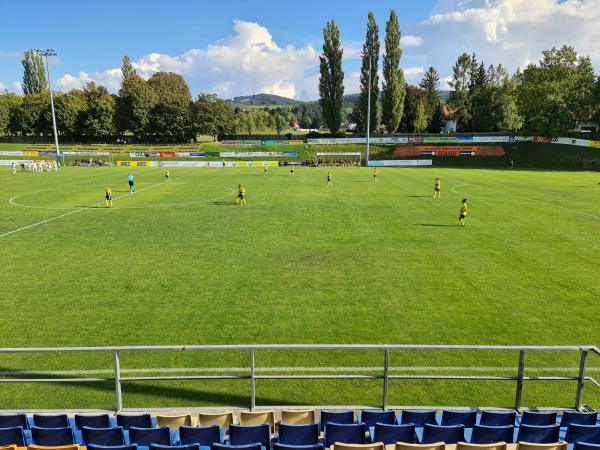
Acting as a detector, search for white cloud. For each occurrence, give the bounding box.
[401,35,424,48]
[418,0,600,78]
[12,81,22,94]
[0,51,21,58]
[404,66,424,80]
[56,20,319,100]
[0,82,5,91]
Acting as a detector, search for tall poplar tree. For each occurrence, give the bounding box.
[357,12,380,133]
[381,9,405,133]
[319,20,344,134]
[21,50,48,96]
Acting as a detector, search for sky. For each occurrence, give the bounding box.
[1,0,599,100]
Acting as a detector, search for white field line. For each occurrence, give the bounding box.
[449,180,600,221]
[0,366,598,376]
[1,172,195,239]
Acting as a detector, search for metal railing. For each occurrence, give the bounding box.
[0,344,599,412]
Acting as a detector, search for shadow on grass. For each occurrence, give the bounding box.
[0,366,308,408]
[407,195,432,198]
[212,201,238,206]
[415,224,454,227]
[74,205,107,209]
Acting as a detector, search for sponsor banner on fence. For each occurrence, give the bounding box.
[160,152,176,158]
[161,161,208,167]
[221,139,263,145]
[117,160,159,167]
[130,152,160,158]
[472,136,511,143]
[38,151,58,156]
[308,137,409,145]
[394,146,505,157]
[591,141,600,148]
[189,152,207,157]
[0,151,23,156]
[63,151,110,156]
[368,159,433,167]
[23,151,39,156]
[316,152,362,156]
[289,140,305,145]
[552,137,591,147]
[423,136,459,143]
[219,151,299,157]
[0,159,33,165]
[533,136,552,144]
[511,136,534,143]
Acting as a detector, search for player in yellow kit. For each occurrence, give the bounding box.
[105,186,113,208]
[373,168,378,181]
[236,184,246,205]
[459,198,468,227]
[164,168,171,182]
[433,177,441,197]
[327,171,332,187]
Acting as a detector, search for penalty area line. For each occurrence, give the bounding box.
[0,172,195,239]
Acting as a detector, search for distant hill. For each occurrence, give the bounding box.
[226,93,304,107]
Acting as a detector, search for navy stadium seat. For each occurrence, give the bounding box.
[151,444,201,450]
[274,444,324,450]
[116,414,153,430]
[517,424,560,444]
[471,425,515,444]
[179,425,223,446]
[229,424,271,448]
[211,443,262,450]
[360,411,396,429]
[324,423,366,448]
[401,411,437,427]
[441,411,477,428]
[33,414,70,429]
[560,412,598,428]
[278,423,319,446]
[31,426,76,446]
[370,423,416,445]
[75,414,112,429]
[479,411,517,427]
[422,424,465,444]
[565,425,600,444]
[320,411,355,432]
[521,412,558,427]
[0,415,29,430]
[88,444,138,450]
[574,443,600,450]
[129,426,172,446]
[0,426,27,447]
[81,426,126,446]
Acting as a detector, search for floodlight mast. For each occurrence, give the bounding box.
[365,56,371,165]
[35,48,60,167]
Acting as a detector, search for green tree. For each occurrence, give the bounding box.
[245,113,255,135]
[0,93,22,136]
[147,72,193,138]
[356,12,380,133]
[471,61,491,131]
[319,20,345,134]
[21,50,48,96]
[413,100,428,133]
[381,9,405,133]
[448,52,473,130]
[13,93,51,135]
[275,113,286,135]
[116,75,158,137]
[428,101,444,133]
[121,55,137,81]
[191,93,236,140]
[495,77,523,131]
[81,82,116,136]
[399,85,428,132]
[419,66,441,110]
[54,89,87,135]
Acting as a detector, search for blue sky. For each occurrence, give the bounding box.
[1,0,599,99]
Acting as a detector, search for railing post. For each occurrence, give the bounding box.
[113,351,123,411]
[514,350,526,411]
[575,349,589,409]
[250,349,256,410]
[383,348,390,409]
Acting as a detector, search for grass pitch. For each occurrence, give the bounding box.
[1,166,599,410]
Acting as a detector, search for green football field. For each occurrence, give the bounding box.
[1,165,599,411]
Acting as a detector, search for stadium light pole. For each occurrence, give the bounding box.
[35,48,61,167]
[365,56,371,165]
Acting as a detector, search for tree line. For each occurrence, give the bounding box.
[1,13,599,139]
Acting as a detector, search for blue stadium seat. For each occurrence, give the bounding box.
[422,424,465,444]
[211,443,262,450]
[521,412,558,427]
[179,425,224,446]
[517,424,560,443]
[278,423,319,446]
[31,426,76,446]
[229,424,271,448]
[560,412,598,428]
[360,411,396,429]
[32,414,70,429]
[320,411,355,432]
[574,443,600,450]
[75,414,112,429]
[370,423,416,445]
[151,444,201,450]
[400,411,437,427]
[274,444,324,450]
[441,411,477,428]
[81,426,126,446]
[88,444,138,450]
[324,423,366,448]
[471,425,515,444]
[117,414,153,430]
[0,426,27,446]
[0,415,29,430]
[479,411,517,427]
[129,426,172,446]
[565,425,600,444]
